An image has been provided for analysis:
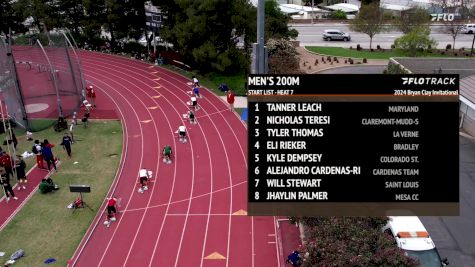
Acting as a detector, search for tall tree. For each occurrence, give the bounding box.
[264,0,298,41]
[156,0,255,73]
[394,26,437,57]
[156,0,298,73]
[294,217,419,267]
[396,7,431,34]
[0,0,27,35]
[59,0,86,36]
[349,2,387,50]
[444,19,464,51]
[13,0,61,33]
[266,38,300,74]
[83,0,107,46]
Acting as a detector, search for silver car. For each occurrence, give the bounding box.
[323,30,351,41]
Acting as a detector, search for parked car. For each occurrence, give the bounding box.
[461,24,475,34]
[383,216,449,267]
[322,30,351,41]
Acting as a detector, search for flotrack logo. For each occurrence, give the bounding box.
[431,13,455,22]
[402,77,456,85]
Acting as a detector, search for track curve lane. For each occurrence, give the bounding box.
[70,51,280,267]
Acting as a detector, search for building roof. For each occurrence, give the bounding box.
[381,4,412,11]
[325,3,359,13]
[392,58,475,104]
[279,4,325,14]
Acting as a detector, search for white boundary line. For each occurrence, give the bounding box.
[69,77,131,267]
[0,161,62,232]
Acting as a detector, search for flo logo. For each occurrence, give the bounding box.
[402,77,456,85]
[431,13,455,21]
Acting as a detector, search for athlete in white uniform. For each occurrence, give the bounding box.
[178,125,187,143]
[138,168,152,193]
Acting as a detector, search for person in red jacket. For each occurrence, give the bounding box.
[0,151,13,177]
[104,196,118,227]
[86,85,97,108]
[226,89,235,111]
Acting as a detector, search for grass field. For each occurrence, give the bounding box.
[305,46,458,60]
[0,120,122,266]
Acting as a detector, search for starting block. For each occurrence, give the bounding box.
[186,82,193,86]
[187,101,192,106]
[182,114,188,119]
[187,91,193,95]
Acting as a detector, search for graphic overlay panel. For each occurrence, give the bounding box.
[247,74,459,216]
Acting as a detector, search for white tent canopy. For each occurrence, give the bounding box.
[325,3,359,13]
[279,4,325,14]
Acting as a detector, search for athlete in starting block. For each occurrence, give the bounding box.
[104,196,118,227]
[162,145,172,164]
[138,168,152,193]
[193,85,201,98]
[190,96,199,111]
[178,125,187,143]
[188,110,196,124]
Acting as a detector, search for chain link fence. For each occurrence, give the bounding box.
[4,32,85,131]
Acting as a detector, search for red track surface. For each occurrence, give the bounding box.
[67,52,282,267]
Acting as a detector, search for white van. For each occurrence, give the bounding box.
[461,24,475,34]
[382,216,449,267]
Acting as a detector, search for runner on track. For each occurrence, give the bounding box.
[188,110,196,124]
[104,196,118,227]
[178,125,187,143]
[162,145,172,164]
[190,96,199,111]
[138,168,152,193]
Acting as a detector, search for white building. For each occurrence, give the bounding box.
[279,4,330,19]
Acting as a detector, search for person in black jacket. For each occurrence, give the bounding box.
[61,133,73,158]
[0,168,17,201]
[14,155,27,190]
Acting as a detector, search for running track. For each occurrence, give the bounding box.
[65,52,282,267]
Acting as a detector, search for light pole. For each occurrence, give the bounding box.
[311,0,314,24]
[257,0,265,74]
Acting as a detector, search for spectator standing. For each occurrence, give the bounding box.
[227,89,235,111]
[61,133,73,158]
[12,132,17,149]
[32,140,46,169]
[69,120,75,143]
[82,110,90,128]
[0,168,17,201]
[86,86,97,108]
[42,139,56,171]
[0,151,14,177]
[14,155,27,190]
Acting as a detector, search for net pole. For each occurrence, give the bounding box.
[36,39,63,118]
[62,35,81,106]
[0,98,17,181]
[4,38,29,129]
[65,31,86,100]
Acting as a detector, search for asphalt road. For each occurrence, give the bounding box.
[292,24,475,49]
[419,136,475,267]
[316,66,475,267]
